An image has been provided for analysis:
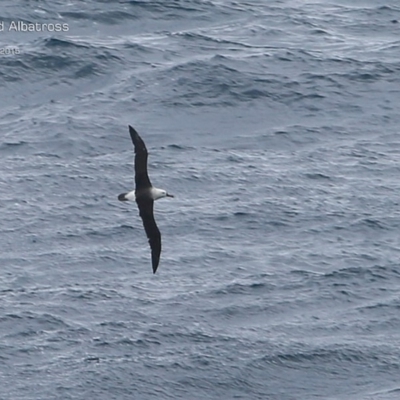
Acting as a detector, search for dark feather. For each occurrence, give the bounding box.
[136,197,161,273]
[129,125,151,189]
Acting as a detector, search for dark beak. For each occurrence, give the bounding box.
[118,193,128,201]
[166,193,174,198]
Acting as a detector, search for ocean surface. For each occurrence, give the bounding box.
[1,1,400,399]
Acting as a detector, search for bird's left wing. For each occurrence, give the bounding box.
[129,125,152,189]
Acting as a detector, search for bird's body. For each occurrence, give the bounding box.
[118,126,173,273]
[119,187,170,202]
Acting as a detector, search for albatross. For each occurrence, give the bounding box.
[118,125,174,273]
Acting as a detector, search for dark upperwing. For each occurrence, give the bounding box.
[129,125,151,190]
[136,197,161,273]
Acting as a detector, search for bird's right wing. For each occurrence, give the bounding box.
[136,197,161,273]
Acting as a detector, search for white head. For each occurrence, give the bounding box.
[152,187,174,200]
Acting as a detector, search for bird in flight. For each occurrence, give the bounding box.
[118,126,174,273]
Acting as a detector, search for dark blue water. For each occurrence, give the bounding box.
[1,1,400,399]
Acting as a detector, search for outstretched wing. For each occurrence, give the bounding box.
[136,197,161,273]
[129,125,151,190]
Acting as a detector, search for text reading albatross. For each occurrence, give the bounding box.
[0,21,69,32]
